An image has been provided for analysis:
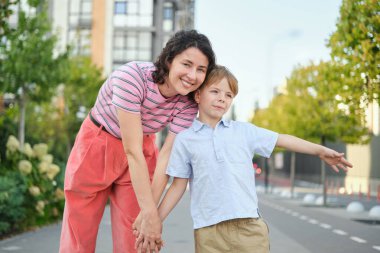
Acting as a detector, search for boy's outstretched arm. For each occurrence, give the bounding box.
[158,177,189,221]
[276,134,353,172]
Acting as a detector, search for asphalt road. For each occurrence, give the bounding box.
[1,188,379,253]
[259,193,380,253]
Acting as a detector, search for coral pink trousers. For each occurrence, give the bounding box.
[59,116,157,253]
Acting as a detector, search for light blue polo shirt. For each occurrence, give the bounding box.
[166,118,279,229]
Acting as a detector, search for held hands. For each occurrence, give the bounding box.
[319,147,353,172]
[132,210,163,253]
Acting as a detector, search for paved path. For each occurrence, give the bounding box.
[0,193,194,253]
[1,186,379,253]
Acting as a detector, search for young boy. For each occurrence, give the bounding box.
[156,65,352,253]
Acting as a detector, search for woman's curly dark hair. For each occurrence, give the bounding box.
[152,30,216,85]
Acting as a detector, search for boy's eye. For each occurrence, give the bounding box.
[183,63,190,67]
[210,90,218,93]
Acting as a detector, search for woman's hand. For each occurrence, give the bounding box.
[135,209,162,253]
[319,147,353,172]
[134,211,164,252]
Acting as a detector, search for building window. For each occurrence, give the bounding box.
[82,0,92,13]
[113,31,152,63]
[163,5,173,20]
[163,2,174,31]
[115,1,127,15]
[68,0,92,56]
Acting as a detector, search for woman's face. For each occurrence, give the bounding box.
[161,47,209,97]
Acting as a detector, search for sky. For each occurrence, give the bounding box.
[195,0,342,121]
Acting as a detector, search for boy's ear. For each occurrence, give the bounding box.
[194,90,201,103]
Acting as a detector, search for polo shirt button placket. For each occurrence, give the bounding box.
[213,130,223,162]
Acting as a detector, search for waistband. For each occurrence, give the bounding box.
[89,111,156,140]
[219,217,261,226]
[89,111,119,139]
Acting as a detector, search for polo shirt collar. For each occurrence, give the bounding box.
[192,118,231,132]
[220,118,231,127]
[191,119,205,132]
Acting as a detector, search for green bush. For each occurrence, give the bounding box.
[0,173,26,234]
[0,135,65,237]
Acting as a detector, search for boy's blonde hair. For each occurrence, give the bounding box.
[201,65,239,96]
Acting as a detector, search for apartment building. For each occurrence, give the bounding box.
[48,0,195,75]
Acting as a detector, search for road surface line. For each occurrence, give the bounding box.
[300,215,308,220]
[320,223,332,229]
[308,219,319,224]
[1,246,22,251]
[373,246,380,251]
[333,229,348,236]
[350,236,367,244]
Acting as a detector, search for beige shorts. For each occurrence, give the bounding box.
[194,218,270,253]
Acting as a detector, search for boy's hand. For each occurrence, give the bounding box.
[134,210,162,253]
[319,147,353,172]
[135,239,163,253]
[134,212,165,252]
[155,239,164,251]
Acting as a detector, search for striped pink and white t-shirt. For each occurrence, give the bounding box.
[91,61,198,138]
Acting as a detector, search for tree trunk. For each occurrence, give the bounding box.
[18,86,26,148]
[290,152,296,198]
[321,136,327,206]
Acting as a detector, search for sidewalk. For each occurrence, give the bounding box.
[0,189,314,253]
[2,181,379,253]
[0,192,194,253]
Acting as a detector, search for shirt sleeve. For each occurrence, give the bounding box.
[168,101,198,134]
[248,124,279,158]
[111,62,145,114]
[166,134,192,178]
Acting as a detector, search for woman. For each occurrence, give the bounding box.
[59,30,216,253]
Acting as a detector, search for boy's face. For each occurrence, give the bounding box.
[195,78,234,125]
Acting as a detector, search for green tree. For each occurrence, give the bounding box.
[0,0,19,40]
[63,56,104,145]
[25,56,104,162]
[284,61,368,144]
[253,94,296,135]
[253,61,369,204]
[328,0,380,104]
[0,1,69,147]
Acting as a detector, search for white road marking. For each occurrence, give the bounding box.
[320,223,332,229]
[263,196,375,248]
[333,229,348,236]
[350,236,367,244]
[1,246,22,251]
[308,219,319,224]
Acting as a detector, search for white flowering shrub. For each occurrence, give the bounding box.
[0,135,65,237]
